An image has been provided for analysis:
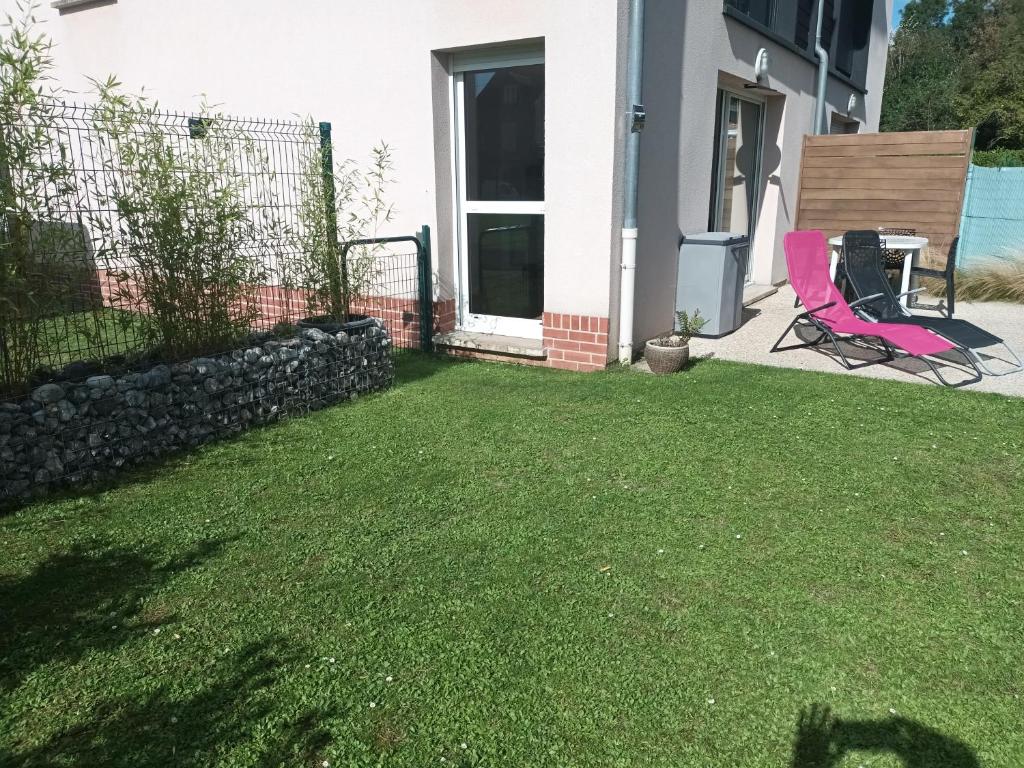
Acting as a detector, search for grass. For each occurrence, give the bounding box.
[36,308,152,369]
[1,355,1022,767]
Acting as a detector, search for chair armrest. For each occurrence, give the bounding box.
[848,293,885,309]
[894,287,926,300]
[911,266,945,279]
[797,301,837,319]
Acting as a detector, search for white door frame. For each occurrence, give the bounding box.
[451,50,545,338]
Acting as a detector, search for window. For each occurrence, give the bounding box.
[724,0,774,27]
[829,113,860,135]
[723,0,872,90]
[835,0,873,80]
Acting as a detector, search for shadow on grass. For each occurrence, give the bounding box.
[0,538,229,693]
[0,639,333,767]
[791,704,979,768]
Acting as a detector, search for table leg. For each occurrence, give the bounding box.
[829,246,841,282]
[900,247,916,308]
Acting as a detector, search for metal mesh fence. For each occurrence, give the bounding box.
[958,164,1024,267]
[0,100,426,398]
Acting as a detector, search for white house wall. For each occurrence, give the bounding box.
[10,0,624,322]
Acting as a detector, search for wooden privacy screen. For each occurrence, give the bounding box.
[795,129,974,267]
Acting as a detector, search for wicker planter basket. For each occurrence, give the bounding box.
[644,340,690,374]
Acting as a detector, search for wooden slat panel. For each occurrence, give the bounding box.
[802,166,965,181]
[802,154,967,170]
[804,129,970,147]
[795,129,972,260]
[804,141,969,158]
[800,178,964,192]
[800,199,961,215]
[802,188,961,202]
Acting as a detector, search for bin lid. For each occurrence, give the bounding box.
[681,232,748,247]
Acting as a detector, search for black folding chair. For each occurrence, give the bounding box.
[841,231,1023,377]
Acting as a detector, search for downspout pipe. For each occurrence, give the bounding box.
[618,0,645,364]
[812,0,829,135]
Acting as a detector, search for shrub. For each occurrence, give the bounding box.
[293,123,393,323]
[88,79,273,359]
[923,258,1024,303]
[972,149,1024,168]
[0,3,81,394]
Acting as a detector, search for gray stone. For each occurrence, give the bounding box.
[125,390,147,408]
[301,327,331,343]
[56,400,76,423]
[86,375,115,390]
[145,365,172,387]
[243,348,262,364]
[31,383,65,404]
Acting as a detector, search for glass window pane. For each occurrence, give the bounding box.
[466,214,543,319]
[463,65,544,202]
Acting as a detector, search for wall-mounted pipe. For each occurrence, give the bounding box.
[812,0,829,135]
[618,0,645,364]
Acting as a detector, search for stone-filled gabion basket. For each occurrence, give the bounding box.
[0,321,393,506]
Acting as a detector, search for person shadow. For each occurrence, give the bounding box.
[791,704,979,768]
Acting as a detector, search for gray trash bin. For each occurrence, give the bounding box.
[675,232,749,337]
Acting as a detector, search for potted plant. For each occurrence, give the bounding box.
[644,309,707,374]
[295,135,393,336]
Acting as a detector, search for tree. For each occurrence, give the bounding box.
[882,0,1024,152]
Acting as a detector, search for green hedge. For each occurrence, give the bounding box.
[972,149,1024,168]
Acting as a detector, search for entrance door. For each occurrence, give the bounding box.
[710,90,764,284]
[453,53,545,338]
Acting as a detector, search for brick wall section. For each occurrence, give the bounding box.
[98,269,610,370]
[543,312,609,372]
[434,298,457,334]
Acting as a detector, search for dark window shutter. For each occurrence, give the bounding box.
[795,0,814,49]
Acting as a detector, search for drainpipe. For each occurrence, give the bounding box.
[618,0,645,364]
[812,0,829,135]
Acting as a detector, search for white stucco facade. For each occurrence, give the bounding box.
[8,0,892,362]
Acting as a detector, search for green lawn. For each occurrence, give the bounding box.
[1,355,1022,767]
[38,308,151,369]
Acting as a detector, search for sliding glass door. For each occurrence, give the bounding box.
[710,90,765,283]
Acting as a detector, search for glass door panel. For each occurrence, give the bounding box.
[467,213,544,319]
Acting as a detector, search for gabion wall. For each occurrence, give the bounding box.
[1,323,392,506]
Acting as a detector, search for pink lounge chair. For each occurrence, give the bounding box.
[772,230,981,387]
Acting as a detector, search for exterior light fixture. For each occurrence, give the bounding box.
[754,48,770,84]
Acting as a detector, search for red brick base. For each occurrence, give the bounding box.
[543,312,610,372]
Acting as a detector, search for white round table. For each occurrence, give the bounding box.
[827,234,929,308]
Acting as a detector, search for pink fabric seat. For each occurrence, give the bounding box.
[784,231,954,358]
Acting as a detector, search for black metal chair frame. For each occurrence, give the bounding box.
[908,238,957,316]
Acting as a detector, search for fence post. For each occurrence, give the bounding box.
[318,122,345,318]
[417,224,434,351]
